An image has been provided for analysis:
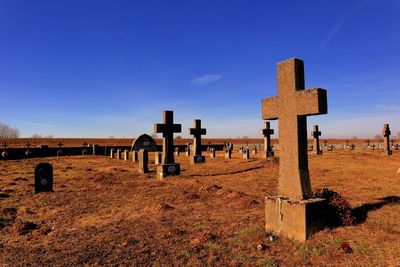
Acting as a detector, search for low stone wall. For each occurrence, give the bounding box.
[0,144,226,160]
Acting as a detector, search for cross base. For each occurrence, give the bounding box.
[264,151,275,158]
[315,150,323,155]
[265,196,327,241]
[190,155,205,164]
[157,163,180,180]
[384,150,392,156]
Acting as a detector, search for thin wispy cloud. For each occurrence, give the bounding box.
[191,74,222,86]
[320,15,347,50]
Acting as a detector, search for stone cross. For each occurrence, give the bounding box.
[345,140,349,149]
[189,119,206,164]
[82,141,88,147]
[390,139,395,147]
[25,142,31,149]
[34,163,53,193]
[154,110,181,165]
[367,139,371,147]
[262,58,327,200]
[57,142,63,148]
[138,149,149,173]
[311,125,322,155]
[382,124,392,155]
[261,121,274,157]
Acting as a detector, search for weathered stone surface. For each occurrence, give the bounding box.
[138,149,149,173]
[225,148,232,159]
[262,58,327,200]
[131,134,158,152]
[262,58,328,241]
[116,149,122,160]
[34,163,53,193]
[265,196,327,241]
[110,149,115,159]
[189,119,206,164]
[311,125,322,155]
[382,124,392,156]
[154,110,181,178]
[175,147,180,156]
[124,150,129,161]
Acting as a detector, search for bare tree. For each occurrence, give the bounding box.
[0,123,20,139]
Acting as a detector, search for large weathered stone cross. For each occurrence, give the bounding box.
[262,58,327,200]
[154,110,182,164]
[189,119,206,156]
[261,121,274,156]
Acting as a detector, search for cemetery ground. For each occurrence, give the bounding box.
[1,149,400,266]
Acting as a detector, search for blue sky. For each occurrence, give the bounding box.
[0,0,399,138]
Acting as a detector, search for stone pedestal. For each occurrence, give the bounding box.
[265,196,327,241]
[190,155,205,164]
[157,163,180,180]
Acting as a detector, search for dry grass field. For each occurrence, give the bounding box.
[1,147,400,266]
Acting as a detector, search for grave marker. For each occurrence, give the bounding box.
[189,119,206,164]
[262,58,328,241]
[261,121,275,157]
[154,110,181,179]
[174,147,180,156]
[210,148,216,158]
[34,163,53,193]
[110,148,115,159]
[116,149,122,160]
[132,151,138,162]
[138,149,149,173]
[243,148,250,159]
[311,125,322,155]
[154,152,162,165]
[382,124,392,155]
[124,150,129,161]
[1,142,9,158]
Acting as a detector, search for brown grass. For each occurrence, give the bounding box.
[1,149,400,266]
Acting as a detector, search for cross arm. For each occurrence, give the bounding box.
[262,96,279,120]
[296,88,327,116]
[189,128,206,135]
[154,124,165,133]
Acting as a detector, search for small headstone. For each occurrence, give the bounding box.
[124,150,129,161]
[138,149,149,173]
[225,148,232,159]
[154,151,162,165]
[110,148,115,159]
[82,149,87,156]
[175,147,180,156]
[132,151,138,162]
[93,144,99,155]
[243,148,250,159]
[56,149,63,157]
[252,145,257,155]
[116,149,122,160]
[185,143,191,156]
[34,163,53,193]
[210,148,216,158]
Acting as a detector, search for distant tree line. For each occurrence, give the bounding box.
[0,123,20,139]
